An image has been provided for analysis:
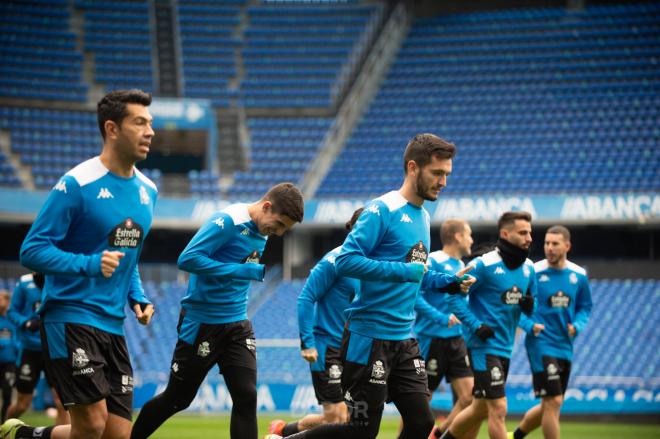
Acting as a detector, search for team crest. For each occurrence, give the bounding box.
[523,265,530,278]
[328,364,342,380]
[491,366,502,381]
[197,341,211,357]
[371,360,385,379]
[139,186,150,205]
[547,363,558,376]
[72,348,89,369]
[569,273,578,284]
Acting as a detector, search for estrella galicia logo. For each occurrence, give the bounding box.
[548,291,571,308]
[501,286,523,305]
[406,241,428,264]
[242,250,261,264]
[108,218,143,248]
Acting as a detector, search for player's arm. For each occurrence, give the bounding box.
[519,265,538,317]
[177,214,265,281]
[128,264,154,325]
[571,275,593,336]
[335,203,424,282]
[414,293,450,327]
[20,176,103,277]
[7,281,29,328]
[422,265,474,294]
[446,260,483,333]
[297,257,337,362]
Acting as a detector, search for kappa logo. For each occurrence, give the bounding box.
[97,188,113,199]
[72,348,89,369]
[400,213,413,223]
[366,204,380,216]
[246,338,256,351]
[172,362,179,373]
[344,391,353,401]
[197,341,211,357]
[213,217,225,228]
[444,264,453,271]
[139,186,150,205]
[569,272,578,284]
[241,228,250,236]
[326,255,336,265]
[494,267,505,275]
[53,180,67,193]
[539,274,550,282]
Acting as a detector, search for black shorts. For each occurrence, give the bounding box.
[16,349,48,394]
[0,361,15,390]
[532,356,571,398]
[310,344,343,405]
[469,351,510,400]
[340,330,428,424]
[41,323,133,420]
[424,336,472,392]
[170,318,256,386]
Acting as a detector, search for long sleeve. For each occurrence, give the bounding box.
[421,270,459,292]
[447,259,483,333]
[573,276,593,335]
[128,264,151,307]
[7,283,28,328]
[335,203,423,282]
[20,176,102,277]
[518,313,535,335]
[297,257,337,349]
[177,214,265,281]
[414,294,449,327]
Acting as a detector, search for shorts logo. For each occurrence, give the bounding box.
[172,362,179,373]
[490,366,504,386]
[501,286,523,305]
[369,360,387,385]
[465,355,470,368]
[427,358,438,376]
[197,341,211,357]
[406,241,428,264]
[5,371,15,387]
[413,359,426,376]
[328,364,342,380]
[139,186,150,205]
[19,364,30,379]
[72,348,89,369]
[33,427,45,437]
[547,363,559,380]
[548,291,571,308]
[121,375,134,393]
[344,391,353,401]
[246,338,256,351]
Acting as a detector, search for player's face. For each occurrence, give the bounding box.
[503,219,532,251]
[414,155,452,201]
[116,103,155,162]
[457,224,473,257]
[0,294,9,313]
[544,232,570,264]
[257,203,297,236]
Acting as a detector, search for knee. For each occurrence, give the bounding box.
[488,399,507,420]
[542,395,563,412]
[231,385,256,411]
[457,393,473,409]
[76,411,108,438]
[405,409,434,435]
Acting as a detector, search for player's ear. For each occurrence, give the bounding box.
[104,120,118,140]
[262,200,273,214]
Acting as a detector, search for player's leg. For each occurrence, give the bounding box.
[7,350,40,419]
[222,366,257,439]
[0,363,14,422]
[485,397,507,439]
[437,376,474,436]
[437,337,473,435]
[439,397,487,438]
[50,388,70,426]
[514,403,542,437]
[393,392,434,439]
[540,395,563,439]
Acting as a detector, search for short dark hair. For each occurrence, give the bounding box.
[547,225,571,242]
[402,133,456,174]
[497,211,532,231]
[263,183,304,223]
[97,89,152,140]
[440,218,467,246]
[345,207,364,231]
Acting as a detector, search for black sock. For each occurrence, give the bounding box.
[16,426,54,439]
[282,421,300,436]
[439,431,457,439]
[434,426,444,438]
[514,427,528,439]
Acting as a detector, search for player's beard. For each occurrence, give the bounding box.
[415,172,439,201]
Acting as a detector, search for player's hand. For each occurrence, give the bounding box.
[448,314,461,328]
[567,323,576,337]
[301,347,318,363]
[412,261,428,273]
[475,324,495,341]
[519,291,534,316]
[455,266,476,293]
[133,303,155,325]
[532,323,545,336]
[101,251,124,278]
[24,319,40,332]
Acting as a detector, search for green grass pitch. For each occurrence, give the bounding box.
[18,412,660,438]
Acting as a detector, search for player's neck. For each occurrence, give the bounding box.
[442,245,462,260]
[398,182,424,207]
[548,257,567,270]
[247,202,261,223]
[99,148,135,178]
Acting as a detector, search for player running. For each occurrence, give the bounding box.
[441,212,537,439]
[0,289,16,423]
[2,89,157,439]
[509,226,592,439]
[131,183,304,439]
